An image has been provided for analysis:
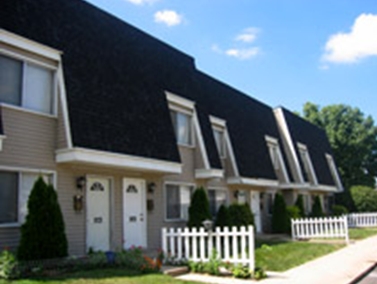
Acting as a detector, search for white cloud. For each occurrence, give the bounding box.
[212,27,261,60]
[211,44,222,54]
[235,27,260,43]
[154,10,182,27]
[124,0,159,5]
[322,13,377,63]
[225,47,260,60]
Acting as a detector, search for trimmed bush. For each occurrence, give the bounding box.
[187,187,211,228]
[271,193,289,233]
[215,204,230,228]
[294,194,306,217]
[228,203,254,228]
[286,206,301,233]
[331,204,348,216]
[350,185,377,212]
[310,196,324,217]
[17,177,68,261]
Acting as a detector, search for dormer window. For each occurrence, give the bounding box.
[213,126,225,158]
[166,92,194,147]
[0,54,55,115]
[297,143,318,185]
[170,109,192,146]
[265,136,289,183]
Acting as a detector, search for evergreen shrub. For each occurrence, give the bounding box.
[17,177,68,261]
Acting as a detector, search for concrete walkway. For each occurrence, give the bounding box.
[176,235,377,284]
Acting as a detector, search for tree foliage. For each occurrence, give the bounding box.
[187,187,211,228]
[294,194,306,217]
[17,177,68,260]
[228,203,254,229]
[310,196,325,217]
[350,185,377,212]
[302,102,377,190]
[215,204,230,228]
[271,193,289,233]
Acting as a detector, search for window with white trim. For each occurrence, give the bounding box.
[208,188,227,217]
[170,109,193,146]
[297,143,317,185]
[0,54,55,114]
[0,171,52,225]
[266,136,289,183]
[165,184,194,221]
[213,126,226,158]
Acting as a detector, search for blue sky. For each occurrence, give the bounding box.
[85,0,377,121]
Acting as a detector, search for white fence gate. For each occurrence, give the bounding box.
[291,216,349,243]
[162,226,254,270]
[348,213,377,228]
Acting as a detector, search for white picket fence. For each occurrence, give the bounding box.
[162,225,254,270]
[291,216,349,243]
[347,213,377,228]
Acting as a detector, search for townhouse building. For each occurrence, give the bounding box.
[0,0,342,255]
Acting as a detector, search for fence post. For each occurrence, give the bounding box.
[343,216,349,244]
[291,219,296,240]
[162,228,167,263]
[248,225,255,271]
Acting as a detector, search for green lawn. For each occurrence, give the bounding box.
[255,227,377,272]
[349,227,377,240]
[0,269,197,284]
[255,240,344,272]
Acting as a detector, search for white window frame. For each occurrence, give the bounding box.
[297,143,318,185]
[164,181,195,222]
[169,105,194,147]
[0,166,56,228]
[325,153,343,191]
[212,125,226,159]
[0,51,58,116]
[265,136,289,183]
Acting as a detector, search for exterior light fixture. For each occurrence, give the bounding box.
[76,176,86,190]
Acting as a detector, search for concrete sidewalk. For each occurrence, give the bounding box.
[176,235,377,284]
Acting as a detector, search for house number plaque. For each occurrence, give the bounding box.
[129,216,137,222]
[94,217,103,223]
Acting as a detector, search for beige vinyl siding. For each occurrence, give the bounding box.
[0,227,20,252]
[163,146,195,184]
[0,106,56,169]
[0,106,58,251]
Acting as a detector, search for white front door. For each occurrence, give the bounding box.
[250,191,262,233]
[86,177,111,252]
[123,178,147,249]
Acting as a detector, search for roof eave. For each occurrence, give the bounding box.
[56,147,182,174]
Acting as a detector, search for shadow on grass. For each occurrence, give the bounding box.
[255,236,291,249]
[23,268,161,282]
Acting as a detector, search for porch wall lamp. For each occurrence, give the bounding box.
[202,219,213,233]
[76,176,86,191]
[147,182,156,194]
[233,190,239,198]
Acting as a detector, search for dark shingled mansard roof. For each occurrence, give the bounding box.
[1,0,309,181]
[281,108,336,186]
